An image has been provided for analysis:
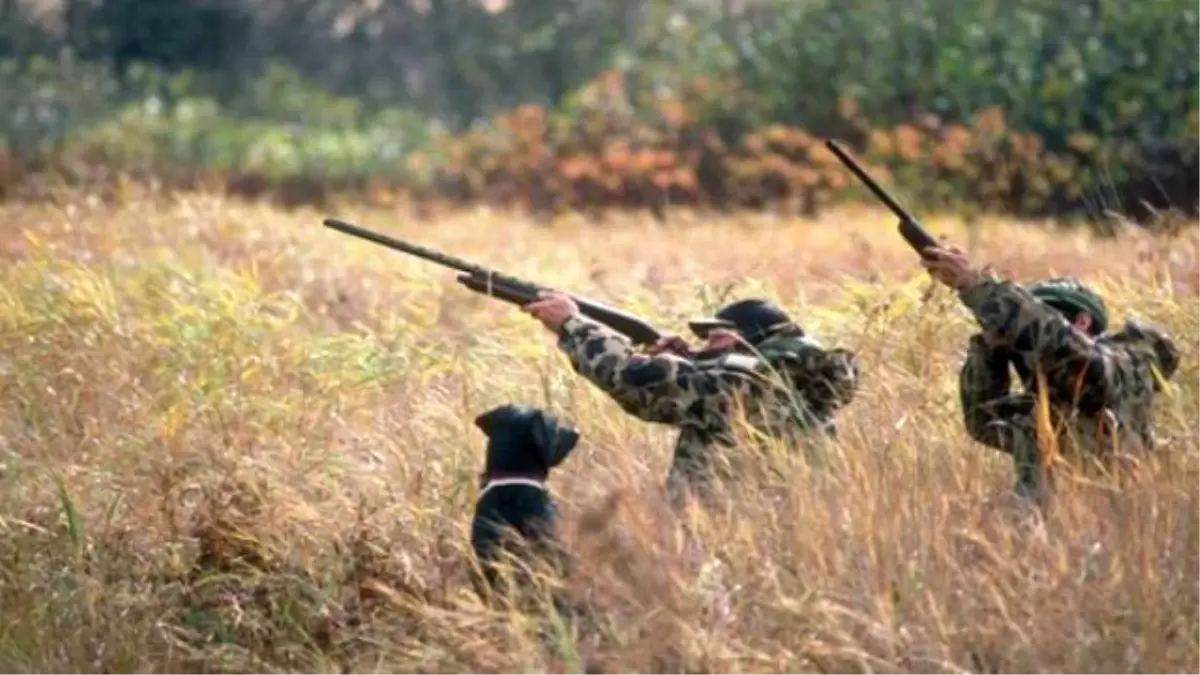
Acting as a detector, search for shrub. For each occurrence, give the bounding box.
[423,69,1197,224]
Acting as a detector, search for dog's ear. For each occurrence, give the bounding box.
[474,404,520,438]
[530,409,580,470]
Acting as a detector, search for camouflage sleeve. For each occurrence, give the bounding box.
[958,274,1123,415]
[555,315,750,425]
[958,333,1033,453]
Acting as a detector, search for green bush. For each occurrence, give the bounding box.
[735,0,1197,142]
[0,56,123,162]
[70,94,433,184]
[724,0,1199,215]
[0,58,438,193]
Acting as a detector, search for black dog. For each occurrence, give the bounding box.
[469,403,580,601]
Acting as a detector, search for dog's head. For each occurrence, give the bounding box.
[474,403,580,478]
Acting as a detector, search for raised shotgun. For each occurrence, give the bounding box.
[322,217,666,346]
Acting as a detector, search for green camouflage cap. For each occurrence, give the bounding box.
[1026,277,1108,334]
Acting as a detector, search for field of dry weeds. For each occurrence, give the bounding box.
[0,189,1197,673]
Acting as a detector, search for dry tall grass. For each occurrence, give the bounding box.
[1,190,1197,673]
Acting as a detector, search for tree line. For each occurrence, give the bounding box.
[0,0,1196,223]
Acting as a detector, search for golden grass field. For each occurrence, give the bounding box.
[1,188,1197,673]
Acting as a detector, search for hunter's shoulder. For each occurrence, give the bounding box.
[757,333,858,370]
[1098,319,1182,378]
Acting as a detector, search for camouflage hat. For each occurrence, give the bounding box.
[1027,277,1108,335]
[688,298,800,344]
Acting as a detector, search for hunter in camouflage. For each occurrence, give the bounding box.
[522,291,860,506]
[922,245,1181,505]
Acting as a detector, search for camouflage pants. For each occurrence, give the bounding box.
[662,439,792,506]
[664,438,820,510]
[664,447,739,511]
[995,413,1132,508]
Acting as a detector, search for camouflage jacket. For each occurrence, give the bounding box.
[957,273,1180,462]
[555,314,860,495]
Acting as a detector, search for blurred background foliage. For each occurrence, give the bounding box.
[0,0,1195,225]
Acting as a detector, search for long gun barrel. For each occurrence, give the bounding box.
[824,141,1035,379]
[323,217,665,346]
[325,217,500,279]
[824,139,939,257]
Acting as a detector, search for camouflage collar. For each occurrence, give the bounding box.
[711,352,763,373]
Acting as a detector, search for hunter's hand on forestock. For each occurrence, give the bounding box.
[646,334,692,356]
[522,290,579,333]
[920,245,982,291]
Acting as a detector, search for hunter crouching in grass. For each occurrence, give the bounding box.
[921,244,1181,509]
